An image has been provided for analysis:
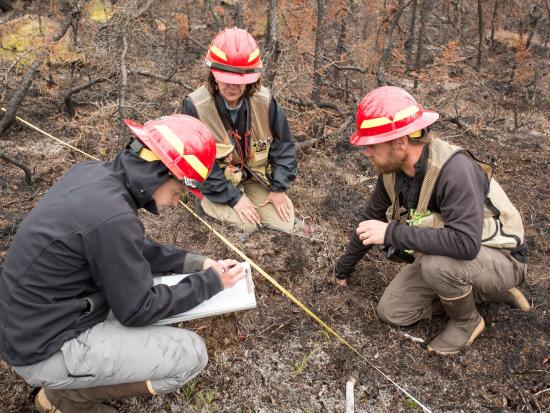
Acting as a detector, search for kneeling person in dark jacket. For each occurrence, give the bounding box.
[0,115,245,413]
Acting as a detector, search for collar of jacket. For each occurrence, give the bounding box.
[110,150,171,215]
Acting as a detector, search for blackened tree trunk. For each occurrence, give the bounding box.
[377,0,410,86]
[405,0,418,73]
[489,0,500,51]
[334,0,355,87]
[413,0,429,90]
[476,0,484,71]
[311,0,328,103]
[264,0,281,87]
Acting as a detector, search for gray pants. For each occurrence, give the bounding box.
[377,246,527,326]
[12,314,208,394]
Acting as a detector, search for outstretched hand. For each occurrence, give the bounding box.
[356,220,388,246]
[260,191,292,222]
[233,194,261,225]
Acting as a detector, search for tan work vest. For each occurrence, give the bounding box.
[188,85,273,186]
[382,139,524,250]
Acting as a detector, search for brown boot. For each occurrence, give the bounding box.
[35,388,117,413]
[427,292,485,355]
[35,381,153,413]
[474,286,530,311]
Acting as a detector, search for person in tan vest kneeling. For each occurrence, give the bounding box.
[334,86,530,355]
[182,28,299,235]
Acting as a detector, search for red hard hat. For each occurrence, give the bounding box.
[350,86,439,146]
[124,115,216,199]
[205,27,262,85]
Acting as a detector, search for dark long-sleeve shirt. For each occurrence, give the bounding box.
[0,151,223,365]
[182,93,296,206]
[335,152,488,279]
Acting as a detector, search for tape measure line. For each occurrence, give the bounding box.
[3,108,433,412]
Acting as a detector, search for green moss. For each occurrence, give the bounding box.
[89,0,113,23]
[0,15,86,66]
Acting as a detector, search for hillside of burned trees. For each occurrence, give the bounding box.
[0,1,548,412]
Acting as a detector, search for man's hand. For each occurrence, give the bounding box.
[260,191,292,222]
[210,259,245,288]
[356,219,388,246]
[233,194,261,225]
[202,258,217,271]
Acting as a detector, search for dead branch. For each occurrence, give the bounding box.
[287,97,344,115]
[405,0,417,73]
[234,0,244,28]
[311,0,328,103]
[413,0,429,90]
[264,0,281,87]
[0,0,84,139]
[475,0,483,71]
[334,1,355,86]
[333,64,367,73]
[129,70,194,91]
[134,0,154,19]
[207,0,223,32]
[64,73,117,116]
[0,150,32,184]
[187,34,208,51]
[439,110,480,139]
[377,0,412,86]
[118,30,128,138]
[337,114,355,139]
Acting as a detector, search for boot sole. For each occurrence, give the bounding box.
[427,318,486,355]
[508,287,530,312]
[35,388,60,413]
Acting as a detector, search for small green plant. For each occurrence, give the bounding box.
[406,398,419,411]
[181,379,197,401]
[198,389,217,412]
[295,348,317,375]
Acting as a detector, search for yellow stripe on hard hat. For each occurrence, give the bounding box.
[394,105,419,121]
[139,147,160,162]
[183,154,209,179]
[248,48,259,63]
[359,105,419,129]
[210,45,228,61]
[155,124,184,156]
[360,117,392,129]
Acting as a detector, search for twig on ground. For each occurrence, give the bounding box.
[346,378,356,413]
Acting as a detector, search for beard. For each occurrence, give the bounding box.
[371,152,404,174]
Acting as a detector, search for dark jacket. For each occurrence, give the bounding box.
[0,151,223,366]
[182,93,297,207]
[335,152,490,279]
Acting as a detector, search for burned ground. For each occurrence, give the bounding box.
[0,1,549,412]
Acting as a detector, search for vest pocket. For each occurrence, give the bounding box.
[248,138,271,168]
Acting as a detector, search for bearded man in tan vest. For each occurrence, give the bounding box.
[334,86,530,355]
[182,28,298,234]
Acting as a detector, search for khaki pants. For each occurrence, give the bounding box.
[201,180,295,234]
[376,246,527,326]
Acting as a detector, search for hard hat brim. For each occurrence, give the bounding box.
[184,186,204,200]
[211,69,260,85]
[125,119,186,180]
[350,111,439,146]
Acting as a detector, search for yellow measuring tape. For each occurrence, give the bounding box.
[2,108,432,412]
